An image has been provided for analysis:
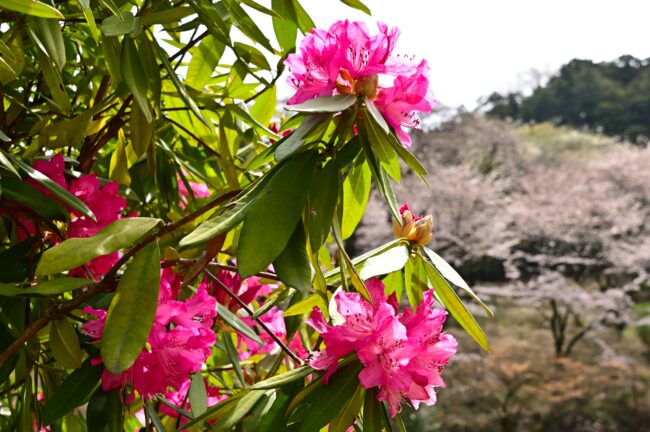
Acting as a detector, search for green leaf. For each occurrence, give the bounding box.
[287,95,357,113]
[222,331,246,388]
[257,389,294,432]
[404,256,425,306]
[31,32,71,114]
[179,174,276,248]
[222,0,274,52]
[0,150,19,177]
[233,41,271,70]
[362,109,400,182]
[292,361,362,432]
[238,151,318,277]
[140,6,195,25]
[364,98,389,134]
[422,247,494,317]
[323,239,407,283]
[189,0,232,45]
[101,35,122,84]
[186,35,225,89]
[363,388,384,432]
[146,405,168,432]
[251,366,312,390]
[271,0,297,50]
[5,152,94,220]
[342,159,371,239]
[422,257,490,352]
[274,221,311,294]
[109,129,131,185]
[0,277,94,297]
[290,0,315,34]
[49,317,82,369]
[75,0,100,43]
[32,18,66,71]
[137,33,161,107]
[19,374,32,432]
[0,0,64,19]
[215,302,263,346]
[340,0,371,14]
[383,269,404,303]
[121,37,152,123]
[101,242,161,373]
[361,137,400,220]
[176,393,243,429]
[250,86,277,127]
[308,160,339,251]
[153,38,208,125]
[212,390,267,431]
[36,217,161,275]
[389,135,428,185]
[42,359,102,424]
[275,113,329,161]
[100,12,140,37]
[359,245,409,280]
[329,385,364,432]
[239,0,280,17]
[130,102,154,157]
[86,389,124,432]
[0,177,69,221]
[283,293,324,317]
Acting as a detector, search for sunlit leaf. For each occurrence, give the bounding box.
[422,246,494,317]
[238,151,317,277]
[36,217,161,275]
[422,256,490,352]
[101,242,161,373]
[287,95,357,113]
[121,37,152,123]
[215,302,263,346]
[0,0,64,19]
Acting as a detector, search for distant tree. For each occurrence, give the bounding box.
[487,56,650,143]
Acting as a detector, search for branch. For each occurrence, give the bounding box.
[0,189,240,366]
[163,115,221,158]
[204,269,303,366]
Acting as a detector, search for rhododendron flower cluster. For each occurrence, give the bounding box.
[285,20,435,147]
[82,268,217,399]
[307,279,457,417]
[18,153,128,278]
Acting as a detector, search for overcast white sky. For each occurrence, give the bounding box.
[270,0,650,108]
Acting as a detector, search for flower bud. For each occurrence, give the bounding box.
[393,204,433,245]
[354,74,379,98]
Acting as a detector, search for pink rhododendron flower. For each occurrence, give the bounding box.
[177,173,210,209]
[238,306,308,360]
[285,28,342,104]
[307,278,456,417]
[161,378,227,423]
[330,20,399,79]
[374,61,435,148]
[82,268,217,399]
[16,154,128,279]
[285,20,435,147]
[210,270,273,312]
